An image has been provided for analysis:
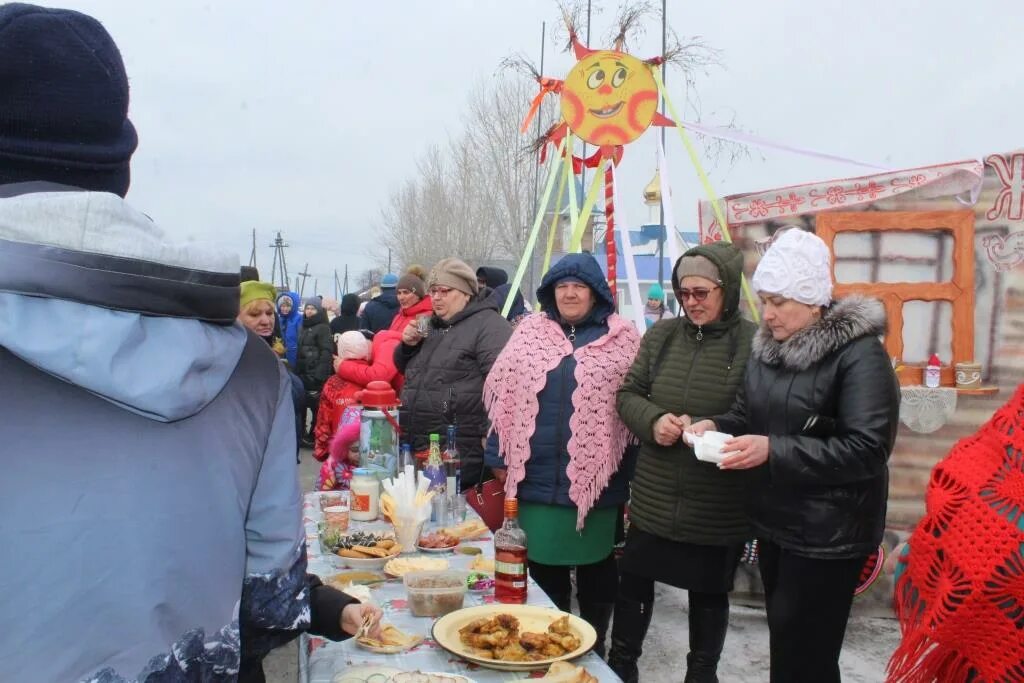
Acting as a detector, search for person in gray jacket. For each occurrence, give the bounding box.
[0,5,362,680]
[395,257,512,489]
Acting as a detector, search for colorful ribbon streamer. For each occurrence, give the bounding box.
[652,66,761,323]
[569,166,604,253]
[503,137,567,318]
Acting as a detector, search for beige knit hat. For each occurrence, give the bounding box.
[675,254,722,285]
[428,257,479,296]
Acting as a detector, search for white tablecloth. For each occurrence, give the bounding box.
[299,492,621,683]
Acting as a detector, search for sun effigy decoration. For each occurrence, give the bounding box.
[513,5,686,301]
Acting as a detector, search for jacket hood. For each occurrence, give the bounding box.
[537,253,614,324]
[0,188,248,422]
[475,266,509,289]
[752,295,887,371]
[340,293,361,316]
[277,291,301,320]
[671,240,745,323]
[488,283,527,320]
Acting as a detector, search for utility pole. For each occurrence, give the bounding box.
[248,229,257,268]
[269,232,290,290]
[343,265,349,295]
[580,1,592,202]
[333,269,340,301]
[657,0,668,292]
[529,20,546,296]
[297,263,311,298]
[387,248,392,274]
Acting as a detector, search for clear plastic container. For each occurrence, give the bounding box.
[402,570,467,617]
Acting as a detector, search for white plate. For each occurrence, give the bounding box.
[416,543,458,553]
[331,665,403,683]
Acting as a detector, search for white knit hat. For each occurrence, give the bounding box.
[336,331,371,360]
[751,229,833,306]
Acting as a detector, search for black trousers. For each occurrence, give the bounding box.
[529,552,619,611]
[758,539,866,683]
[618,569,728,612]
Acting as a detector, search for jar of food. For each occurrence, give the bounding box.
[350,468,380,522]
[320,491,344,511]
[323,504,350,534]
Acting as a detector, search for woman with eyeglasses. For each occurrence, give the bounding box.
[609,242,757,683]
[394,257,512,490]
[689,229,898,683]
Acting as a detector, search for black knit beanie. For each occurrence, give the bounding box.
[0,3,138,196]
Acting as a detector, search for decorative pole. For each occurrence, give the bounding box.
[604,157,617,304]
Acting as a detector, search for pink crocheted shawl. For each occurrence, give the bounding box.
[484,312,641,530]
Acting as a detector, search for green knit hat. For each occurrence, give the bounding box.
[647,283,665,301]
[240,280,278,309]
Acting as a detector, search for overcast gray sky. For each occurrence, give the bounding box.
[60,0,1023,294]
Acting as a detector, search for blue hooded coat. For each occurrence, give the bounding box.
[277,291,302,367]
[484,253,635,509]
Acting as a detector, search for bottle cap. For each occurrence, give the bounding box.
[928,353,941,366]
[504,497,518,516]
[429,433,440,442]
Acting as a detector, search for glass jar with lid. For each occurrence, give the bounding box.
[349,467,380,522]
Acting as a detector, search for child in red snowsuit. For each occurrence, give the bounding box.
[313,332,371,462]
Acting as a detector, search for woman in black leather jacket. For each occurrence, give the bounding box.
[689,228,900,683]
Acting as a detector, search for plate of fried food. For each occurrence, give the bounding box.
[383,556,449,578]
[417,531,459,553]
[326,531,401,569]
[431,605,597,671]
[440,519,489,541]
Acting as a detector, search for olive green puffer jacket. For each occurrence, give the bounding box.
[616,241,756,545]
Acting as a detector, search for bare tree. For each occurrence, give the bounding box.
[377,74,553,272]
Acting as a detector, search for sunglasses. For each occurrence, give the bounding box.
[428,286,455,297]
[676,286,719,302]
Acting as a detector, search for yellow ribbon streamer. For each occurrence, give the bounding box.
[652,67,760,323]
[538,150,571,310]
[565,134,579,227]
[569,166,604,253]
[503,137,567,318]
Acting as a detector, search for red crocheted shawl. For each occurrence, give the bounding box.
[483,312,641,530]
[889,383,1024,682]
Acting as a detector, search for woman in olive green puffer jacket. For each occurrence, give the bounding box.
[608,241,756,683]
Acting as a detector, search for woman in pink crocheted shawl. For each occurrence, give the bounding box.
[484,253,641,659]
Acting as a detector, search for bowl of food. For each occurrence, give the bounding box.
[322,530,401,569]
[417,530,460,553]
[403,570,468,618]
[466,572,494,593]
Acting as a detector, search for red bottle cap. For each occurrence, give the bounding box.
[928,353,941,366]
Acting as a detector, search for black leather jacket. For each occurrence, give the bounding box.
[713,296,900,559]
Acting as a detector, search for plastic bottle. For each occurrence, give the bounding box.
[925,353,941,388]
[399,443,414,472]
[494,498,528,604]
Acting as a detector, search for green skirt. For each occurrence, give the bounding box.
[518,502,617,566]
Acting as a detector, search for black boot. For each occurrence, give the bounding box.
[578,600,614,659]
[683,604,729,683]
[607,597,653,683]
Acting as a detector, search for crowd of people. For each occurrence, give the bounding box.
[1,5,915,683]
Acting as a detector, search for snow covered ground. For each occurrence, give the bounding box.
[641,583,900,682]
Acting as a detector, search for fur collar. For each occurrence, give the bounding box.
[752,295,887,371]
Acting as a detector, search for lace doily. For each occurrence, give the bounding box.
[899,386,957,434]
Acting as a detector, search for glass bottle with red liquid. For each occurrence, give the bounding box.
[494,497,528,604]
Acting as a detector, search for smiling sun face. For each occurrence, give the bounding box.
[560,50,658,147]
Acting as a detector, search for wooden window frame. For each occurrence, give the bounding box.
[816,210,975,386]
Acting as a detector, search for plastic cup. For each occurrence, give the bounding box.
[394,518,426,554]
